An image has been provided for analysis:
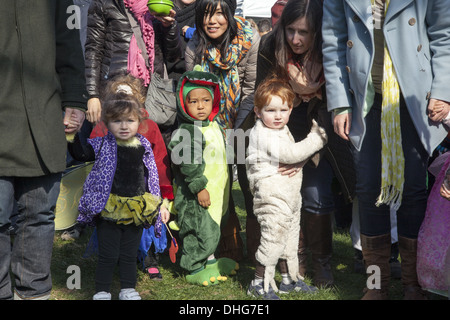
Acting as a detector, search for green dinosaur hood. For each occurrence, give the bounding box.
[176,68,221,126]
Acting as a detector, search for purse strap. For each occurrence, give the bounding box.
[125,8,150,69]
[125,8,169,79]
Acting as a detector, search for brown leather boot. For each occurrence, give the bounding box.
[398,236,427,300]
[298,227,308,278]
[218,206,244,262]
[304,211,334,287]
[360,233,391,300]
[245,216,260,264]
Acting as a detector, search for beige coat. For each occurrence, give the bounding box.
[246,119,327,292]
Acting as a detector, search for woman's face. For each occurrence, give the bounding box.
[180,0,195,5]
[285,16,313,55]
[202,3,229,42]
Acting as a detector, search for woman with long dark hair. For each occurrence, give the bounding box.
[254,0,355,291]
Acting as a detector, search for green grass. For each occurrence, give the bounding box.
[49,182,446,301]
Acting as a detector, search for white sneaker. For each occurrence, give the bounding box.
[93,291,111,300]
[119,288,141,300]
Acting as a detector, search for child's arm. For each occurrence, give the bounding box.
[183,26,196,40]
[67,133,96,162]
[277,120,328,164]
[168,124,208,199]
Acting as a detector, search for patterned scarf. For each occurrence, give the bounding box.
[123,0,155,86]
[373,0,405,210]
[200,17,253,131]
[287,56,325,104]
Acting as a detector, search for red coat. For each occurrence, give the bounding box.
[90,118,174,200]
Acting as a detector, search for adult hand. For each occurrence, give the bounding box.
[197,189,211,208]
[86,97,102,125]
[64,108,85,134]
[428,98,450,122]
[279,160,307,178]
[152,9,176,28]
[333,112,352,141]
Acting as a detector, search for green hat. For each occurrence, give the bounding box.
[182,80,214,102]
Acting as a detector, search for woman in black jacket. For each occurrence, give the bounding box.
[84,0,182,124]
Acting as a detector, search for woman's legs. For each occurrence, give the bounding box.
[353,95,428,299]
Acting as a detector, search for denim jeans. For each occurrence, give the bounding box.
[352,94,428,238]
[289,104,336,214]
[0,173,61,300]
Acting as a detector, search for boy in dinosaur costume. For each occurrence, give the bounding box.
[168,68,238,286]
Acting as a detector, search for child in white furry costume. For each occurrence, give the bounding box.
[246,78,328,298]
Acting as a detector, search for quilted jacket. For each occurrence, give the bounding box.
[85,0,182,98]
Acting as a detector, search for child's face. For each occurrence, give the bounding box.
[255,95,292,130]
[107,111,140,141]
[186,88,213,121]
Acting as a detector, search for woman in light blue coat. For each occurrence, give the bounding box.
[322,0,450,300]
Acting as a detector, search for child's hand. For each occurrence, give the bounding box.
[64,108,85,134]
[197,189,211,208]
[160,205,170,224]
[310,119,328,143]
[182,25,190,36]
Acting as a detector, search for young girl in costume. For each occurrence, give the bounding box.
[185,0,261,261]
[246,77,327,299]
[417,101,450,295]
[88,73,175,281]
[68,78,170,300]
[168,68,238,286]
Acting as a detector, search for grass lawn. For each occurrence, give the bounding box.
[49,182,446,301]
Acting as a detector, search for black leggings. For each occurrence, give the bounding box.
[95,219,143,293]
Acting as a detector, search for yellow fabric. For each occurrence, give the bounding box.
[372,0,405,210]
[101,192,164,226]
[200,121,229,225]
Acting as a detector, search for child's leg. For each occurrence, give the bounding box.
[278,211,318,294]
[247,261,280,300]
[118,224,143,290]
[95,219,121,293]
[180,206,225,286]
[278,259,317,293]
